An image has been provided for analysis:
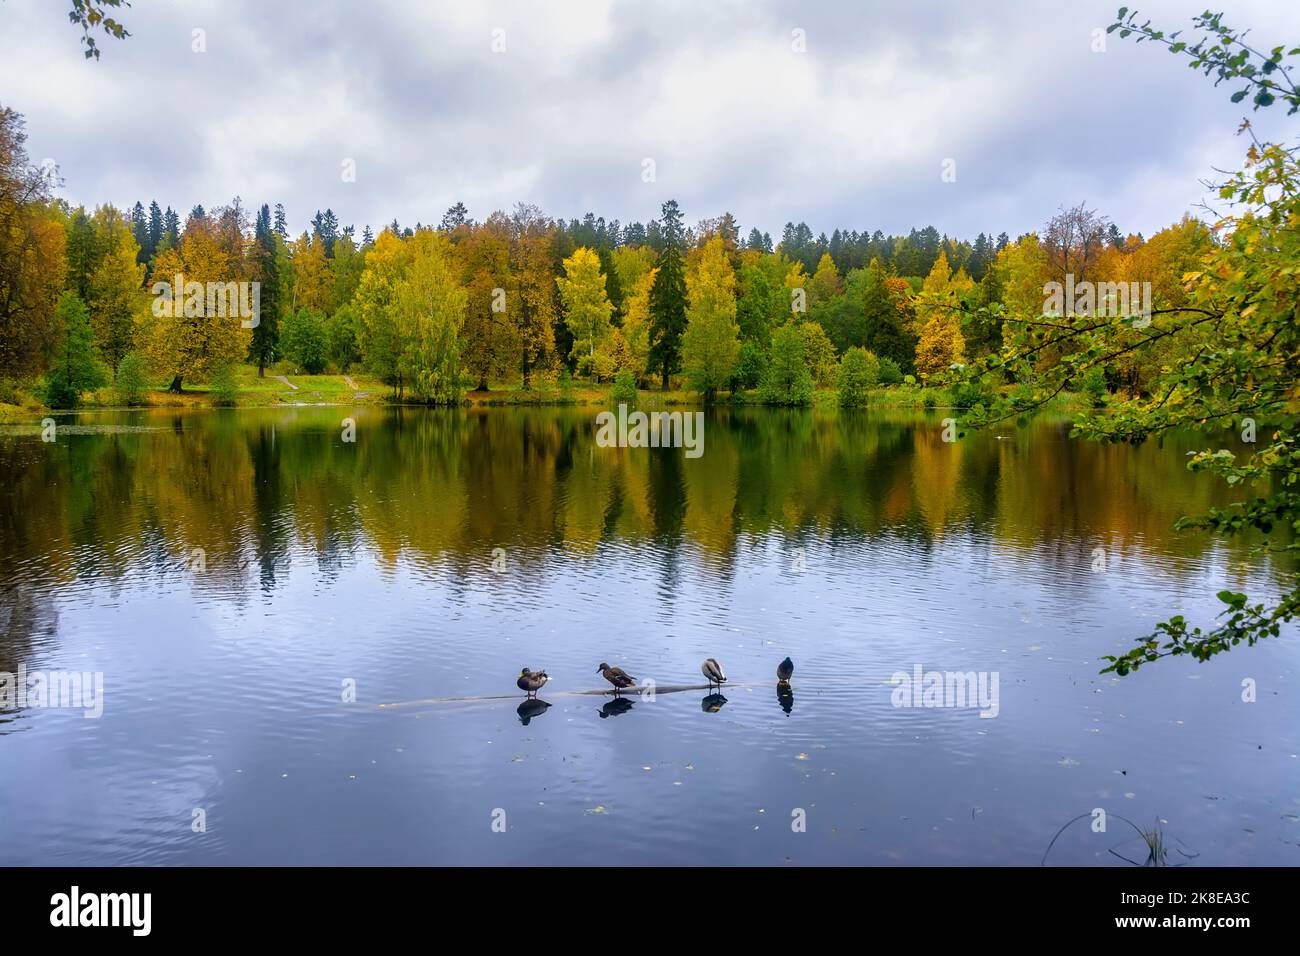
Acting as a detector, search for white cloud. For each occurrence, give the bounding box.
[1,0,1296,240]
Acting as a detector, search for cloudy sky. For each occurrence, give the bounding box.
[2,0,1297,242]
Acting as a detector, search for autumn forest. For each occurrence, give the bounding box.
[1,100,1210,413]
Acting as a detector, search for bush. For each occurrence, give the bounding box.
[798,322,838,388]
[878,357,903,385]
[114,352,150,406]
[209,364,240,407]
[279,308,329,374]
[611,369,638,403]
[761,324,815,405]
[837,347,879,408]
[949,379,992,412]
[1081,365,1108,407]
[732,340,767,391]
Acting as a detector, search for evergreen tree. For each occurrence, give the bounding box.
[251,203,281,376]
[44,291,106,407]
[441,202,469,231]
[647,199,687,390]
[273,203,288,239]
[130,201,148,265]
[162,207,180,249]
[147,201,163,261]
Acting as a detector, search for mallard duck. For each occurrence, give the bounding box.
[516,667,549,698]
[777,657,794,685]
[598,662,637,695]
[701,657,727,690]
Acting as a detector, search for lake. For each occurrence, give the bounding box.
[0,404,1296,865]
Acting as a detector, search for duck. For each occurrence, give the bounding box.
[516,667,549,698]
[777,657,794,685]
[701,657,727,691]
[598,662,637,695]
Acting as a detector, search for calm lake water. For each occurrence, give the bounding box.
[0,404,1296,866]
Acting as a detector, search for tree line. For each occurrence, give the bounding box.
[0,101,1213,410]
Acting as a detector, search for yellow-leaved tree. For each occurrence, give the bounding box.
[913,250,966,379]
[354,229,410,396]
[617,265,657,384]
[556,246,614,382]
[393,230,466,404]
[139,219,250,392]
[87,227,145,378]
[681,236,740,401]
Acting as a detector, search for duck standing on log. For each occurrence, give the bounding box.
[598,663,637,695]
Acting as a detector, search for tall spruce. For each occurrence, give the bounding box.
[647,199,687,390]
[130,201,148,265]
[251,203,281,377]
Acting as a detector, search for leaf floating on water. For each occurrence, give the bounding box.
[795,753,809,761]
[585,805,608,815]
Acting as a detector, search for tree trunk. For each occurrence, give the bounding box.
[168,375,183,393]
[257,357,265,378]
[661,368,670,391]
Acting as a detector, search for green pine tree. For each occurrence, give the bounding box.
[44,291,106,408]
[647,199,687,391]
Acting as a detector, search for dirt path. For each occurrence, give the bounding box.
[273,375,298,390]
[342,375,358,389]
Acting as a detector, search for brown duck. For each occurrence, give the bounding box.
[598,663,637,695]
[516,667,549,698]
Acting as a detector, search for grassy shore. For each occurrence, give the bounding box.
[1,365,1094,418]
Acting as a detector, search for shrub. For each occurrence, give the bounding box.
[611,369,638,403]
[279,308,329,374]
[878,357,903,385]
[114,352,150,406]
[949,379,992,412]
[837,347,879,408]
[209,364,240,407]
[732,339,767,391]
[1081,365,1108,407]
[761,324,815,405]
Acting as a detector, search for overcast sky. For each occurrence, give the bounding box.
[2,0,1298,242]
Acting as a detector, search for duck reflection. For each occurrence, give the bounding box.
[776,684,794,715]
[701,693,728,713]
[516,699,551,726]
[599,697,635,719]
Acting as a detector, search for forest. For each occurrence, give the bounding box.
[0,106,1209,413]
